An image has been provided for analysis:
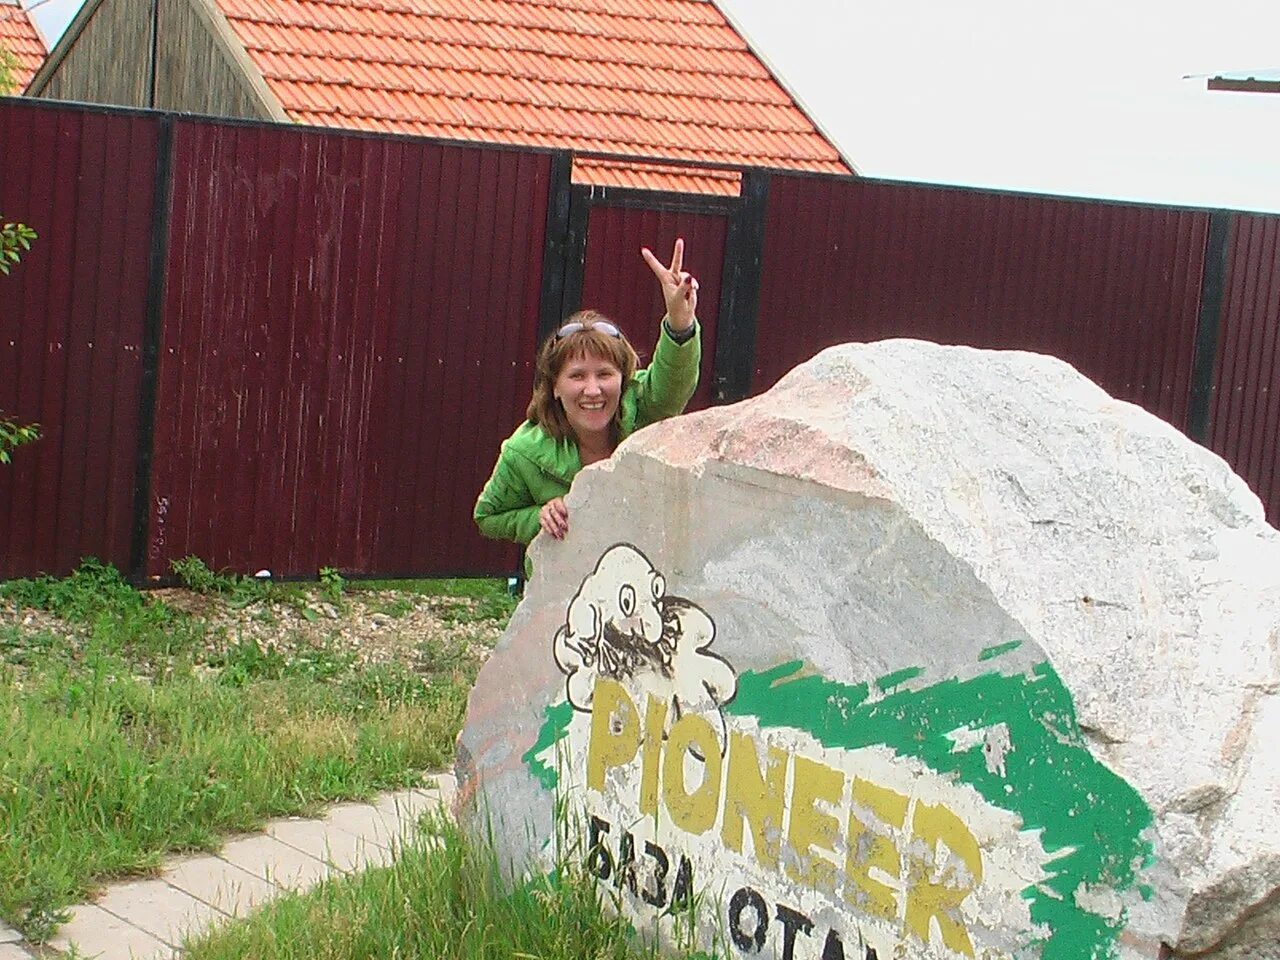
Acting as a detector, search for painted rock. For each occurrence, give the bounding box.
[457,340,1280,960]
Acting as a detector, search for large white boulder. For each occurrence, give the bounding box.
[458,340,1280,960]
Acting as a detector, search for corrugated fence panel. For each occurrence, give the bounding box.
[149,119,544,578]
[374,142,548,577]
[752,175,1210,429]
[1210,214,1280,527]
[578,203,727,412]
[7,100,1277,580]
[0,100,156,578]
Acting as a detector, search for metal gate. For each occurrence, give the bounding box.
[546,167,771,412]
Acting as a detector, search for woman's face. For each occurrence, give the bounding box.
[554,352,623,440]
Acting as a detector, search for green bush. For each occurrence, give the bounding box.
[1,214,41,461]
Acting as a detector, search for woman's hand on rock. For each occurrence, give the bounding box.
[539,497,569,540]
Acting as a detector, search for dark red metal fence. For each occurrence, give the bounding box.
[751,174,1211,430]
[1210,214,1280,527]
[2,98,1278,580]
[147,120,547,579]
[0,101,158,579]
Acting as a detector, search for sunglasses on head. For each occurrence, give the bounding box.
[556,320,622,340]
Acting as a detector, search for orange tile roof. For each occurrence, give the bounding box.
[575,156,741,195]
[0,1,44,92]
[213,0,851,194]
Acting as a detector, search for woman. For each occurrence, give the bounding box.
[474,239,700,545]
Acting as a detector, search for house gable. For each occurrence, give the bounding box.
[28,0,286,121]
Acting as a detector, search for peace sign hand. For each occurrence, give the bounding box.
[641,238,698,333]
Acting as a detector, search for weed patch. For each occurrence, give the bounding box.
[0,561,512,939]
[182,819,708,960]
[171,555,288,609]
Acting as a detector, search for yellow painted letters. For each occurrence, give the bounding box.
[662,713,723,834]
[845,777,909,923]
[580,679,985,955]
[638,694,669,816]
[720,731,789,869]
[586,679,640,793]
[904,800,983,957]
[785,755,844,891]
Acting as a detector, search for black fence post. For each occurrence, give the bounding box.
[712,168,770,404]
[537,152,574,343]
[1187,210,1233,446]
[129,114,175,583]
[557,183,593,325]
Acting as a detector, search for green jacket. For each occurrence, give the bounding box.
[474,322,701,545]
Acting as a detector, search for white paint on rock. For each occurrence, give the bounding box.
[948,724,1014,779]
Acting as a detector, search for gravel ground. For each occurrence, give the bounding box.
[1,586,508,673]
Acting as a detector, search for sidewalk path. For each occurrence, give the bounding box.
[1,774,456,960]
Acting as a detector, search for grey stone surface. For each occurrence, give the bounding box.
[51,903,171,960]
[423,772,458,809]
[0,924,18,944]
[458,340,1280,960]
[0,945,30,960]
[92,878,224,948]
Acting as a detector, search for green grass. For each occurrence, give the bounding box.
[183,817,709,960]
[352,577,519,624]
[0,560,510,940]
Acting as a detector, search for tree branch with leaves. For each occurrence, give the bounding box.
[1,217,41,462]
[0,46,17,96]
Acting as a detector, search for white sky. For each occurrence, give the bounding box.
[25,0,1280,213]
[715,0,1280,212]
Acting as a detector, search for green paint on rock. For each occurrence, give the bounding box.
[980,639,1023,661]
[523,653,1152,959]
[523,700,574,790]
[724,660,1153,960]
[876,665,924,692]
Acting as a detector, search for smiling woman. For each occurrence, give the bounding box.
[474,239,701,547]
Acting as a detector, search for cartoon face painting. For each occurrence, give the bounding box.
[555,543,669,682]
[553,544,737,747]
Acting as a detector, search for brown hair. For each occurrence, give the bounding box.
[527,310,639,442]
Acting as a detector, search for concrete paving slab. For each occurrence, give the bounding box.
[216,834,332,891]
[39,776,455,956]
[319,801,400,850]
[94,879,225,948]
[424,772,458,808]
[0,923,19,944]
[372,787,449,831]
[161,854,279,918]
[51,902,172,960]
[0,944,30,960]
[266,817,395,873]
